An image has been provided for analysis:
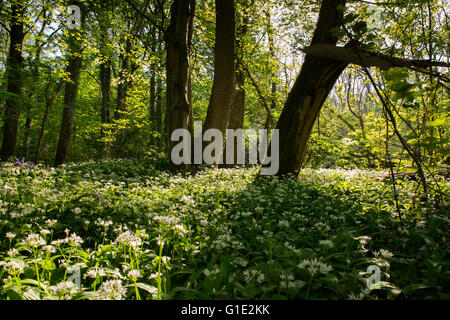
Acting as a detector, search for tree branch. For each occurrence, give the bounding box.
[124,0,166,35]
[302,44,450,79]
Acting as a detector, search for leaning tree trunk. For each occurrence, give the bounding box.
[203,0,236,165]
[164,0,196,167]
[273,0,348,176]
[0,1,25,161]
[54,4,84,166]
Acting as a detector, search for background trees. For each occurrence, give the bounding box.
[0,0,447,184]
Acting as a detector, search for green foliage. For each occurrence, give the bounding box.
[0,159,448,300]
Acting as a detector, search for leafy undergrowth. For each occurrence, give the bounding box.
[0,159,448,300]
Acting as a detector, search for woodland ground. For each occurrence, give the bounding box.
[0,158,448,300]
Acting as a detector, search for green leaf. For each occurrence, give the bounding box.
[428,118,446,127]
[370,281,402,295]
[135,283,158,295]
[23,287,41,300]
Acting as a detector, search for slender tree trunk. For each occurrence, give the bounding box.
[54,4,84,166]
[0,1,25,161]
[155,75,163,149]
[34,80,63,164]
[149,65,157,146]
[149,25,157,147]
[99,61,111,125]
[24,48,41,160]
[155,35,164,149]
[23,16,47,160]
[99,0,112,152]
[203,0,236,165]
[115,38,131,120]
[273,0,348,176]
[264,10,276,130]
[164,0,196,167]
[155,30,164,149]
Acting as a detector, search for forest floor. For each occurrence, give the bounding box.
[0,158,448,300]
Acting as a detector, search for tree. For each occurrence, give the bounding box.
[54,2,85,166]
[165,0,196,167]
[203,0,236,165]
[273,0,348,176]
[0,0,25,161]
[225,0,249,167]
[272,0,449,176]
[97,0,112,154]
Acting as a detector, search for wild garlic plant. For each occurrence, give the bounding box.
[0,159,448,300]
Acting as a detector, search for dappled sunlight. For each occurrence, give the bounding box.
[1,160,448,299]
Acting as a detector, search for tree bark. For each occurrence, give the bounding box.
[274,0,348,176]
[54,3,84,166]
[0,1,25,161]
[34,80,63,164]
[99,0,112,149]
[228,68,245,133]
[155,30,164,149]
[115,38,132,119]
[204,0,236,138]
[302,44,450,71]
[148,26,157,147]
[164,0,196,167]
[225,3,249,167]
[264,10,276,130]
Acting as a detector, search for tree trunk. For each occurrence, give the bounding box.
[204,0,236,134]
[54,4,84,166]
[99,61,111,125]
[273,0,348,176]
[223,0,250,167]
[149,26,157,147]
[203,0,236,165]
[164,0,196,167]
[99,0,112,151]
[115,38,132,119]
[34,80,63,164]
[155,30,164,149]
[0,1,25,161]
[264,10,276,130]
[228,69,245,133]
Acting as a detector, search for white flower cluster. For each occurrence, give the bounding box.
[0,260,25,275]
[128,269,141,282]
[22,233,46,248]
[51,233,83,247]
[85,266,106,279]
[99,279,127,300]
[243,269,265,284]
[298,258,333,275]
[319,239,334,249]
[374,249,393,259]
[347,288,370,300]
[114,231,142,248]
[279,272,303,289]
[49,281,78,298]
[203,265,220,278]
